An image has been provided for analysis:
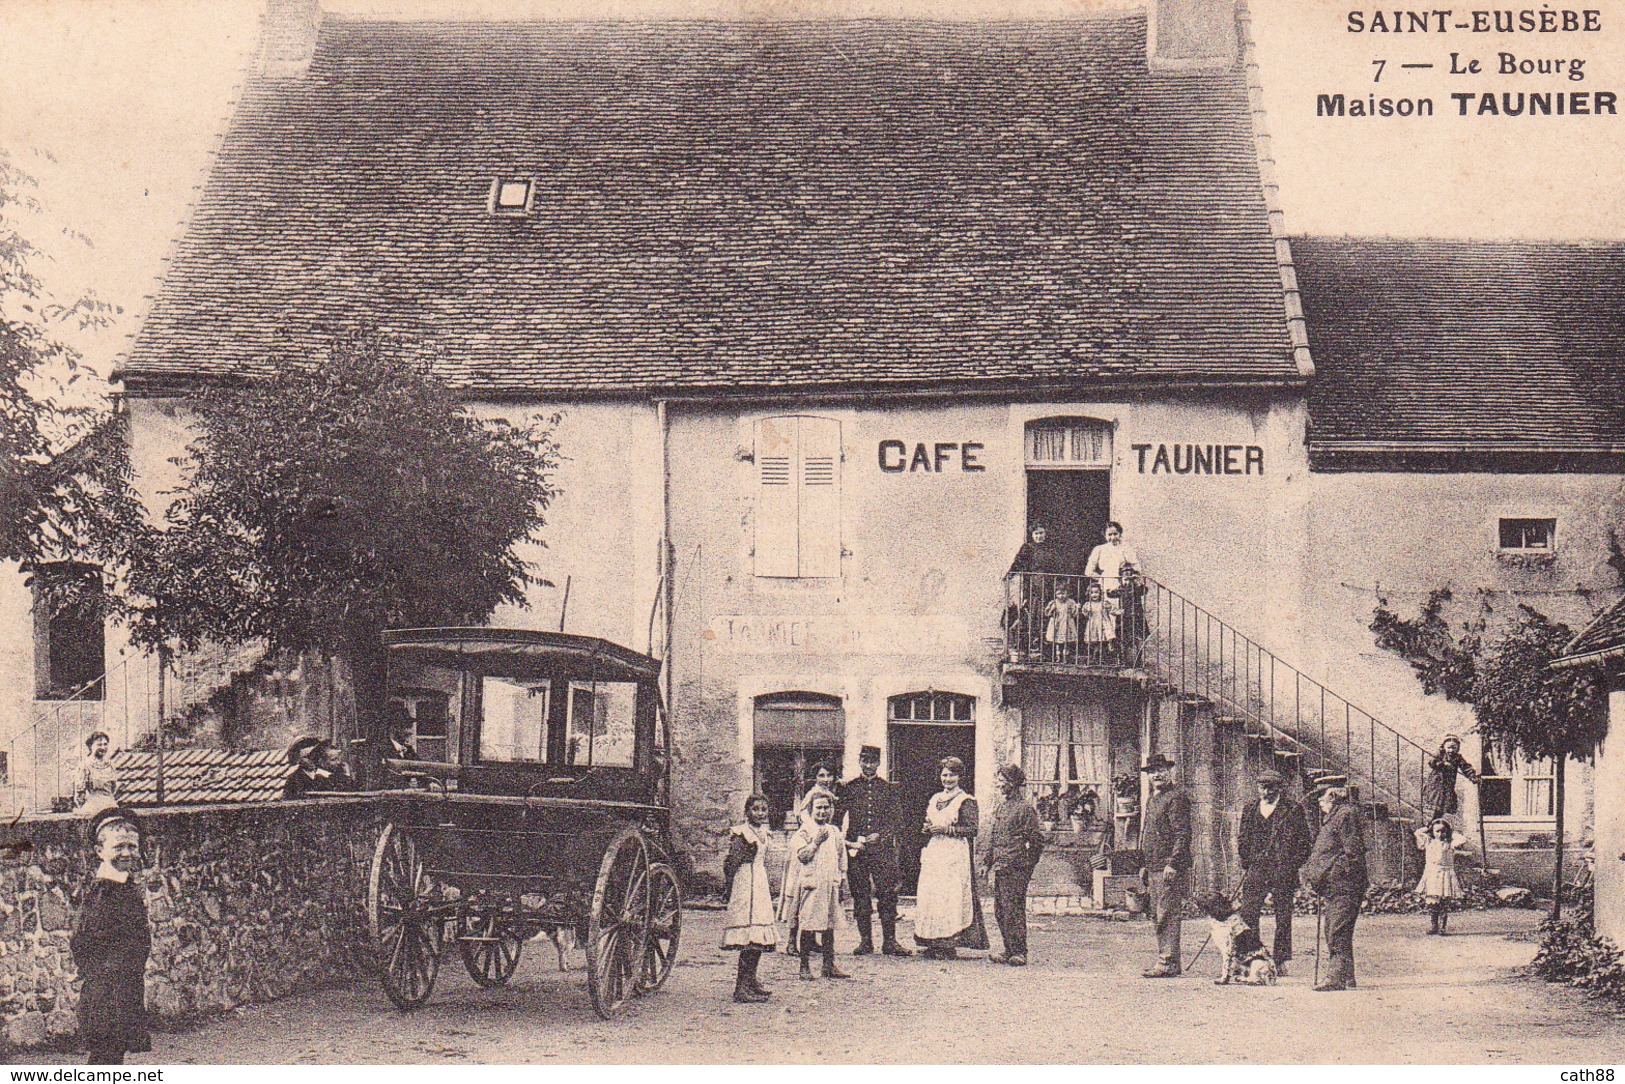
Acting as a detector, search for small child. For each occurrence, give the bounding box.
[1081,580,1115,661]
[1045,581,1083,664]
[722,794,778,1002]
[71,807,151,1065]
[1415,818,1468,934]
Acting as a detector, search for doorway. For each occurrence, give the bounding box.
[1026,469,1111,570]
[887,691,976,893]
[753,692,844,830]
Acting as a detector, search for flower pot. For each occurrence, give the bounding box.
[1070,817,1087,834]
[1113,796,1139,817]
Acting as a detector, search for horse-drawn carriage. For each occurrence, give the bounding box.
[365,628,682,1019]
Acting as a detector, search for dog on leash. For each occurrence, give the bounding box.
[1195,894,1278,986]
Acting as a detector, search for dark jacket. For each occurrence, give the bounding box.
[1142,784,1192,872]
[722,830,757,889]
[1238,798,1312,880]
[1008,540,1067,577]
[1301,800,1369,897]
[1423,750,1480,814]
[71,877,151,1054]
[979,797,1046,873]
[839,774,905,846]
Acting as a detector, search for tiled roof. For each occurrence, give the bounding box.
[1558,597,1625,666]
[113,748,290,805]
[1295,237,1625,461]
[121,15,1298,399]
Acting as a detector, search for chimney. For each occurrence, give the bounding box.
[262,0,320,78]
[1148,0,1238,70]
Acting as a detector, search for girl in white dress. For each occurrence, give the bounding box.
[1414,818,1468,935]
[723,794,778,1002]
[781,792,851,980]
[912,757,989,959]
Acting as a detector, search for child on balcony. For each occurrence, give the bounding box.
[1045,580,1083,664]
[1081,579,1116,663]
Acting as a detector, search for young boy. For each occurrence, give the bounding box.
[71,807,151,1065]
[980,764,1045,966]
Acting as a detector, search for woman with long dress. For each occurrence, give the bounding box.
[912,756,989,959]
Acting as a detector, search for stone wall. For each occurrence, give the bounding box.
[0,797,384,1054]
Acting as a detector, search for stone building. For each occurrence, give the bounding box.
[3,0,1622,891]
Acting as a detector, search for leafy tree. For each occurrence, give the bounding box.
[1374,595,1607,917]
[1473,607,1606,918]
[126,326,560,736]
[0,152,143,594]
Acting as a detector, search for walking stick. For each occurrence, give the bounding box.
[1313,898,1322,987]
[1184,931,1213,973]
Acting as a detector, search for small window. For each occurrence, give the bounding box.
[1499,518,1556,552]
[887,692,975,724]
[480,677,550,762]
[31,562,104,701]
[565,681,638,768]
[489,178,534,215]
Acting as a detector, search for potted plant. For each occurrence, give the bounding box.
[1112,771,1141,817]
[1036,786,1060,830]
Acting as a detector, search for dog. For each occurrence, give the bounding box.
[1195,894,1278,986]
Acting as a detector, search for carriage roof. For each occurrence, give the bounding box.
[382,628,662,683]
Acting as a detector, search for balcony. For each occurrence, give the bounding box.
[1001,571,1150,680]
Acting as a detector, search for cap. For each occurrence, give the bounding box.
[1306,773,1349,799]
[1140,753,1176,772]
[87,805,141,842]
[1255,769,1286,786]
[859,745,882,760]
[287,736,325,765]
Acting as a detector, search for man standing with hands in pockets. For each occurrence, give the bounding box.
[1139,753,1191,978]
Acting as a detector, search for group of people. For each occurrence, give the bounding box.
[1006,522,1146,664]
[720,747,1046,1003]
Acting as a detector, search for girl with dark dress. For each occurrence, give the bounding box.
[71,808,151,1065]
[722,794,778,1002]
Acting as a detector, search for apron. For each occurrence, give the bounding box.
[914,790,977,941]
[723,824,779,948]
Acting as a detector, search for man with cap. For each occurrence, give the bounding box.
[1236,768,1312,974]
[980,764,1045,965]
[283,736,334,799]
[1139,752,1191,978]
[1301,776,1368,991]
[839,744,912,956]
[71,807,151,1064]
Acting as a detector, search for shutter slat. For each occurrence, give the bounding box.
[797,417,841,578]
[754,417,800,577]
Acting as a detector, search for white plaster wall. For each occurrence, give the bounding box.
[1596,688,1625,945]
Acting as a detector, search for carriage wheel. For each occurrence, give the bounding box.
[586,829,651,1020]
[636,862,682,996]
[368,823,444,1010]
[459,908,524,988]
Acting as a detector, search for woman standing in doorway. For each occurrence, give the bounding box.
[913,757,989,959]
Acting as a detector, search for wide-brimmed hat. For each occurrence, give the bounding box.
[1306,773,1349,800]
[997,764,1028,788]
[1140,753,1176,772]
[87,805,142,842]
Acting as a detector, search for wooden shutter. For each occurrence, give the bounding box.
[796,416,841,578]
[753,415,842,578]
[754,417,800,577]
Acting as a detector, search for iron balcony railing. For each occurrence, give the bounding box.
[1003,570,1433,822]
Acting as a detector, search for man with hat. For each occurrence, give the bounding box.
[1139,752,1191,978]
[71,807,151,1064]
[1236,768,1312,973]
[980,764,1045,965]
[838,744,911,956]
[1301,776,1368,991]
[283,736,334,799]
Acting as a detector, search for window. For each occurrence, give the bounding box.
[31,562,104,701]
[0,751,8,787]
[1020,700,1108,803]
[887,692,975,724]
[489,177,534,215]
[565,681,638,768]
[1025,418,1112,469]
[1481,750,1556,819]
[754,415,841,578]
[479,677,550,762]
[1499,518,1556,552]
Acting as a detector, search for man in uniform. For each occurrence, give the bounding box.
[839,745,912,956]
[1236,768,1312,974]
[1301,775,1368,992]
[1139,752,1191,978]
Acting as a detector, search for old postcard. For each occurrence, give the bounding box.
[2,0,1624,1066]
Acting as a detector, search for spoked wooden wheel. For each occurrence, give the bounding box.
[368,823,444,1009]
[636,862,682,996]
[459,907,524,988]
[586,829,651,1019]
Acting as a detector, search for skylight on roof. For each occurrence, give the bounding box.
[490,178,533,215]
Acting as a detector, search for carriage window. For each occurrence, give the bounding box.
[566,681,638,768]
[480,677,551,762]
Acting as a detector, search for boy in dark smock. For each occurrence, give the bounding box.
[71,807,151,1065]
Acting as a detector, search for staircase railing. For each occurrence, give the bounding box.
[1003,570,1433,823]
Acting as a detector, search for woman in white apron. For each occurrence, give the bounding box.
[722,794,778,1002]
[913,756,989,959]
